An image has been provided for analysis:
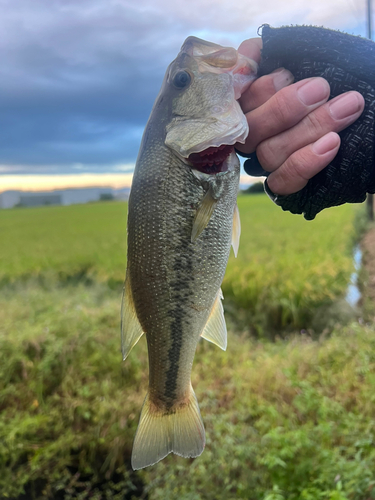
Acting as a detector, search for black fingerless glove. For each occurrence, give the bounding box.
[243,24,375,220]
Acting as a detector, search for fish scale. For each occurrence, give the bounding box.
[121,36,257,469]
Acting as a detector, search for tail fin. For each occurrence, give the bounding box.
[131,386,205,470]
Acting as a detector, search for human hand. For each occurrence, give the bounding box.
[236,38,365,196]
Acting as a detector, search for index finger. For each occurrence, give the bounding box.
[236,77,331,154]
[237,39,294,113]
[237,38,262,64]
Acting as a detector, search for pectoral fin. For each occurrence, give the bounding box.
[201,289,227,350]
[121,275,144,360]
[191,189,218,242]
[231,204,241,257]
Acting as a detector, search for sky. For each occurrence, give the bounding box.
[0,0,371,191]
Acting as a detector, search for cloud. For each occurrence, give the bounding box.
[0,0,173,172]
[0,0,369,176]
[113,163,136,172]
[0,161,136,175]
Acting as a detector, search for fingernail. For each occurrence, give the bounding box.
[312,132,339,155]
[329,92,362,120]
[297,78,330,106]
[272,68,294,92]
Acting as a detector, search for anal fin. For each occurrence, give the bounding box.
[201,289,227,350]
[131,386,205,470]
[121,274,144,360]
[231,203,241,257]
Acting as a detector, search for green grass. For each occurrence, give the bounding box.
[0,202,128,284]
[0,198,371,499]
[0,198,360,332]
[1,282,375,499]
[0,283,143,498]
[144,321,375,500]
[224,195,358,332]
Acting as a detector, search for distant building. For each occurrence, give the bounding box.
[0,186,129,209]
[0,190,22,209]
[58,187,113,206]
[19,193,62,207]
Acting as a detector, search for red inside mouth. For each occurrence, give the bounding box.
[187,145,234,174]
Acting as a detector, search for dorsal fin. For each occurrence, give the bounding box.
[121,275,144,360]
[200,289,227,350]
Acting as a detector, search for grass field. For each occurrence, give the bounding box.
[1,196,373,500]
[0,196,360,332]
[2,282,375,499]
[0,202,128,284]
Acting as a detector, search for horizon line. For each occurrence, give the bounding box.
[0,172,260,193]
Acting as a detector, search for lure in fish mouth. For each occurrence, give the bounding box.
[123,36,257,471]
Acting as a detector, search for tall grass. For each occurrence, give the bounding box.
[224,195,358,332]
[0,198,360,332]
[0,199,371,499]
[1,283,375,499]
[0,283,143,499]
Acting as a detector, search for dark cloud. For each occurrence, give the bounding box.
[0,0,189,174]
[0,0,364,176]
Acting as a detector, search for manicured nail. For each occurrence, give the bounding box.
[329,92,362,120]
[312,132,340,155]
[272,68,294,92]
[297,78,330,106]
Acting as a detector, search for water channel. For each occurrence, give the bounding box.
[345,245,362,307]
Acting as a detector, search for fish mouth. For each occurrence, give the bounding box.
[187,145,234,174]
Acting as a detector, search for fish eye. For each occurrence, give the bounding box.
[173,70,191,89]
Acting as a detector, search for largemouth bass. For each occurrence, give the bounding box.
[122,37,257,470]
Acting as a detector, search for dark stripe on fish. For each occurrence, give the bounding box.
[165,238,194,407]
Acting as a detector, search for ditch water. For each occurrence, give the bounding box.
[345,245,362,307]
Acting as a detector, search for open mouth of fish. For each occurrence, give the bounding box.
[187,145,234,175]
